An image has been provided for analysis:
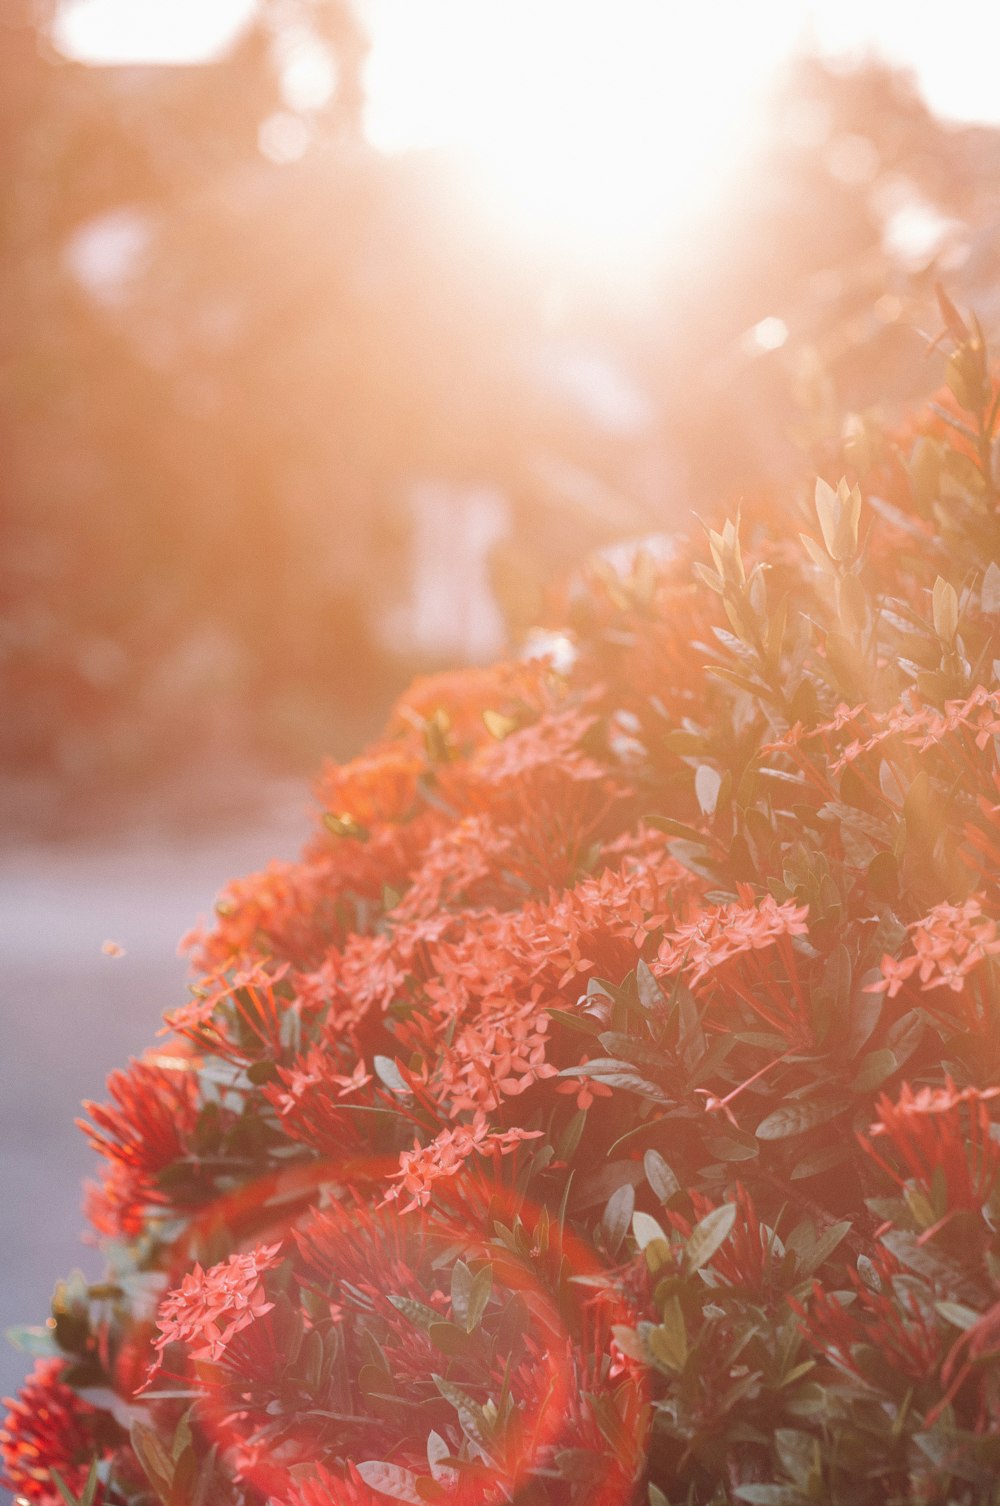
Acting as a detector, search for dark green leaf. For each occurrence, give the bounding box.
[756,1098,843,1140]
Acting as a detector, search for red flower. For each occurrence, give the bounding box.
[657,891,812,1044]
[658,890,809,988]
[163,959,295,1064]
[793,1253,944,1386]
[555,1071,615,1112]
[78,1054,204,1236]
[383,1118,543,1212]
[1,1360,111,1506]
[151,1241,283,1365]
[869,896,1000,1002]
[861,1079,1000,1212]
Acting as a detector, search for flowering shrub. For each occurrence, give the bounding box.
[7,296,1000,1505]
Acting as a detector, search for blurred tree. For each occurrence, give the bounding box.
[2,9,1000,813]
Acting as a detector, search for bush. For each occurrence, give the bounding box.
[5,299,1000,1506]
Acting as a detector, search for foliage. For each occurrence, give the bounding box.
[7,296,1000,1504]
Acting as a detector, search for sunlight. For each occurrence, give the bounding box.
[54,0,254,64]
[363,0,805,272]
[52,0,1000,276]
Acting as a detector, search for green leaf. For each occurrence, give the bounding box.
[4,1323,59,1356]
[428,1321,476,1357]
[432,1375,495,1460]
[602,1182,635,1257]
[482,709,517,740]
[373,1056,410,1095]
[426,1431,456,1484]
[785,1219,852,1279]
[635,957,666,1011]
[356,1463,425,1504]
[463,1266,493,1333]
[130,1420,174,1503]
[450,1259,474,1323]
[695,764,722,816]
[733,1488,810,1505]
[704,1130,759,1162]
[611,1323,645,1361]
[643,1299,687,1372]
[684,1201,737,1274]
[852,1048,897,1093]
[646,815,711,846]
[790,1142,853,1181]
[554,1449,607,1483]
[867,849,899,901]
[936,1300,980,1330]
[558,1059,669,1101]
[756,1098,843,1140]
[644,1148,680,1203]
[389,1295,442,1332]
[774,1429,817,1489]
[982,561,1000,615]
[51,1460,101,1506]
[932,575,959,642]
[841,974,883,1059]
[632,1211,669,1250]
[815,477,841,559]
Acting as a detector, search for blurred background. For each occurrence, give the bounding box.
[4,0,1000,1415]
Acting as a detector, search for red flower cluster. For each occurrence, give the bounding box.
[151,1242,282,1364]
[862,1080,1000,1212]
[1,1360,113,1506]
[10,340,1000,1505]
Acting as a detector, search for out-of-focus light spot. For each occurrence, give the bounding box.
[64,207,152,305]
[744,316,789,354]
[54,0,254,64]
[522,629,577,675]
[276,28,339,113]
[824,132,879,185]
[259,111,312,165]
[882,200,959,269]
[102,939,125,957]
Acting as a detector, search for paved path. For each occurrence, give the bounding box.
[0,790,312,1429]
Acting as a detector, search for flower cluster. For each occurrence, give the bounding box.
[151,1242,282,1364]
[871,897,1000,999]
[9,319,1000,1506]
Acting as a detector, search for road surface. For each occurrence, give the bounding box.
[0,781,312,1430]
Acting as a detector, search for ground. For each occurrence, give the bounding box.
[0,770,311,1426]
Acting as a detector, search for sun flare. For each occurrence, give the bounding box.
[364,0,804,271]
